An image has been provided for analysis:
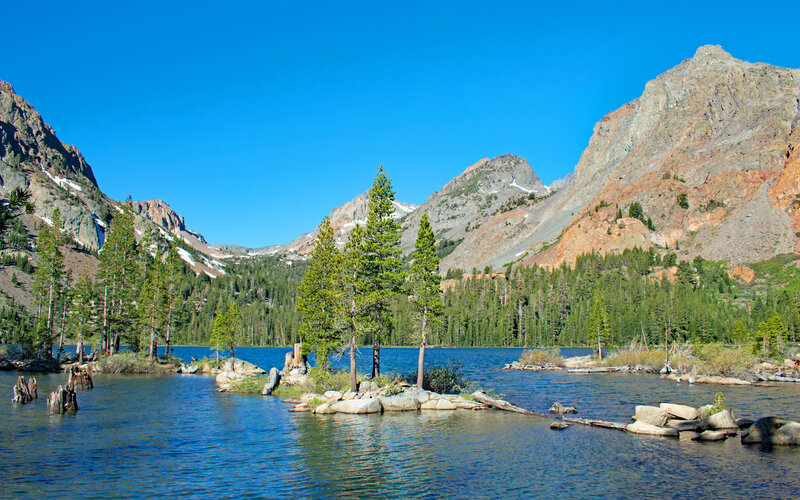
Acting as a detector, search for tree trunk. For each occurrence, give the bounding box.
[417,308,427,388]
[46,281,54,359]
[165,301,173,359]
[102,285,109,352]
[47,385,77,414]
[371,337,381,378]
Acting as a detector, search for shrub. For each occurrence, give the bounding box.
[95,352,175,374]
[309,367,352,393]
[519,348,564,366]
[406,360,470,394]
[699,392,726,418]
[693,343,756,378]
[228,375,269,394]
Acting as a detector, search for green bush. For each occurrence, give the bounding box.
[693,343,756,377]
[406,360,471,394]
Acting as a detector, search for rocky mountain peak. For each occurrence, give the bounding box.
[692,44,733,61]
[132,200,186,233]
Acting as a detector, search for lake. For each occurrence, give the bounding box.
[2,346,800,498]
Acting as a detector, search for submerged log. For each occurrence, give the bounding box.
[471,391,548,417]
[66,366,93,390]
[47,385,78,414]
[563,416,627,431]
[11,376,37,404]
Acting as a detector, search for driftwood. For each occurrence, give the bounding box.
[568,367,626,373]
[751,371,800,383]
[471,391,549,417]
[12,376,37,403]
[47,385,78,414]
[472,390,627,431]
[562,416,627,431]
[66,366,93,390]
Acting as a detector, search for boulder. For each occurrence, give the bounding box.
[379,393,421,411]
[673,420,707,433]
[626,421,678,437]
[342,390,357,400]
[735,418,755,429]
[331,398,382,414]
[660,403,698,421]
[261,367,280,395]
[300,393,323,405]
[741,416,791,444]
[216,370,246,386]
[767,422,800,446]
[448,397,486,409]
[313,403,337,414]
[222,358,266,376]
[634,405,668,427]
[403,387,430,403]
[550,421,572,430]
[706,410,737,430]
[421,398,457,410]
[323,390,342,403]
[358,380,379,394]
[549,402,578,415]
[693,430,729,441]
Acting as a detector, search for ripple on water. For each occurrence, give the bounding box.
[2,347,800,497]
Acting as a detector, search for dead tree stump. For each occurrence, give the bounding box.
[67,365,94,390]
[11,376,37,404]
[47,385,78,414]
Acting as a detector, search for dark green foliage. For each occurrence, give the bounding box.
[628,201,643,220]
[1,253,33,273]
[445,268,464,280]
[436,238,463,259]
[405,360,469,394]
[297,217,342,370]
[677,193,689,209]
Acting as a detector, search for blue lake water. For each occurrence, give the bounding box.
[2,346,800,498]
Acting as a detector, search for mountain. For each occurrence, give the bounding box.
[215,191,419,258]
[1,80,111,250]
[0,80,225,277]
[518,45,800,269]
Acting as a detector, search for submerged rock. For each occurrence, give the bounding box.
[693,430,729,441]
[741,416,791,444]
[549,402,578,415]
[313,403,336,415]
[626,421,678,437]
[767,422,800,446]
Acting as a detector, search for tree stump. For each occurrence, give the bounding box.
[67,365,94,390]
[47,385,78,414]
[11,376,37,404]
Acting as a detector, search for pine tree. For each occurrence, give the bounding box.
[296,217,342,371]
[97,201,138,353]
[411,213,442,387]
[588,289,610,359]
[341,223,367,391]
[162,245,182,358]
[362,166,404,377]
[209,313,227,362]
[138,256,166,358]
[31,210,66,359]
[68,267,95,362]
[224,304,243,359]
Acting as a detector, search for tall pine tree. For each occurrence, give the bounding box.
[362,166,404,377]
[296,217,342,371]
[410,213,441,387]
[588,289,610,359]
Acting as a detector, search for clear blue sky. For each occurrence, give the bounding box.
[2,1,798,247]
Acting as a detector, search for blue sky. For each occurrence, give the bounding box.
[2,1,798,247]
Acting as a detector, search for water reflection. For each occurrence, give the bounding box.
[2,347,800,498]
